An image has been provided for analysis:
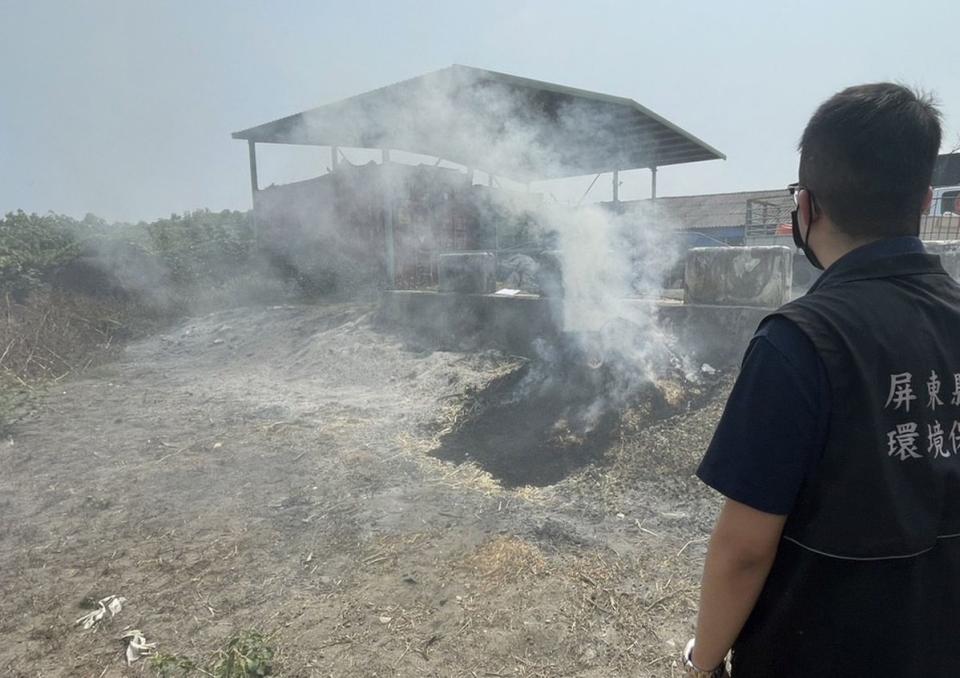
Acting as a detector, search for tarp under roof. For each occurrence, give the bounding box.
[618,189,790,230]
[232,65,724,181]
[934,153,960,187]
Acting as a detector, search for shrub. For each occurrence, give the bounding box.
[1,208,262,306]
[145,209,256,289]
[0,211,82,299]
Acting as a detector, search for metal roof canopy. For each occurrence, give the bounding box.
[232,65,724,182]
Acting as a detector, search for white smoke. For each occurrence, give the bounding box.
[281,66,686,395]
[550,201,679,372]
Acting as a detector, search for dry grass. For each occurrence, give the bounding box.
[0,290,161,433]
[460,536,547,581]
[286,527,698,676]
[445,533,701,674]
[0,290,136,381]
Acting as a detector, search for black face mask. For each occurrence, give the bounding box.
[792,208,824,270]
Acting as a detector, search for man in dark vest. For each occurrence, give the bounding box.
[681,84,951,677]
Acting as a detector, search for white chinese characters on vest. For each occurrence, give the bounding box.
[884,371,960,461]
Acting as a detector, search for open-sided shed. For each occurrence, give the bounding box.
[232,66,725,289]
[233,64,724,197]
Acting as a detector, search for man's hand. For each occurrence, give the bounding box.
[691,498,786,670]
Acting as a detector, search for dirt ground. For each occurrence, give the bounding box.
[0,302,731,677]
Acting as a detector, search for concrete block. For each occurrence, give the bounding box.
[438,252,496,294]
[656,302,772,367]
[685,246,793,308]
[924,241,960,282]
[792,250,821,292]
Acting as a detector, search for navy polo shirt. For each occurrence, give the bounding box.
[697,236,927,515]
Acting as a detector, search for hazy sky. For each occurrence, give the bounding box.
[2,0,958,223]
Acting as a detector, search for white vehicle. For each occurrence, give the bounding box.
[921,185,960,240]
[931,185,960,216]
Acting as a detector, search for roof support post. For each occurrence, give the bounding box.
[650,166,658,201]
[247,140,259,202]
[331,146,339,172]
[382,162,396,287]
[612,169,620,203]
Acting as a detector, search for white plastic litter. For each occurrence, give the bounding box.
[120,629,157,664]
[75,595,126,630]
[493,288,521,297]
[700,363,717,375]
[107,597,124,616]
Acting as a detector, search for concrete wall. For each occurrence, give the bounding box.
[925,241,960,281]
[684,246,793,307]
[792,251,821,292]
[437,253,497,293]
[378,245,799,368]
[378,243,960,372]
[378,292,769,368]
[655,303,769,367]
[791,241,960,294]
[377,290,558,355]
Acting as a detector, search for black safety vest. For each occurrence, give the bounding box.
[732,252,960,677]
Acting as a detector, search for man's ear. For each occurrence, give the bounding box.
[921,186,934,214]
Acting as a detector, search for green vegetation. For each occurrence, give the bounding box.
[149,653,199,678]
[211,630,275,677]
[145,210,256,288]
[0,208,256,299]
[149,630,274,678]
[0,211,84,299]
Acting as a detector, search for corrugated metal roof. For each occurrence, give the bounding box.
[616,189,792,230]
[232,65,724,181]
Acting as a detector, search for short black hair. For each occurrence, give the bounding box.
[798,83,942,238]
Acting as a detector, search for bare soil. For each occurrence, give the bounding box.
[0,302,730,677]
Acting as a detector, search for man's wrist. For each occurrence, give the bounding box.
[682,639,728,677]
